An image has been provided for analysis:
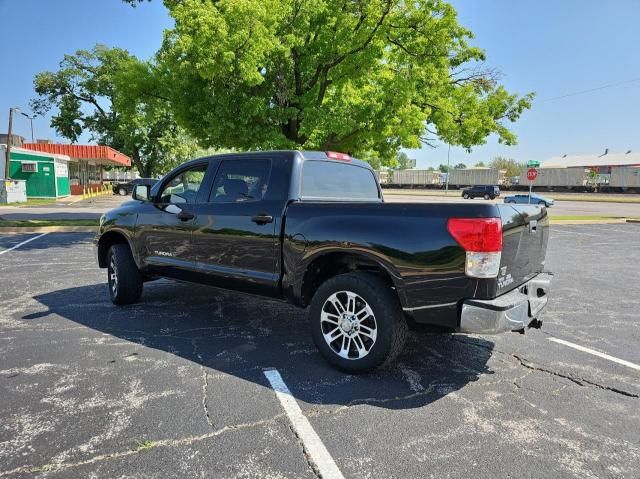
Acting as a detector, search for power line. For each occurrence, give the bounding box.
[539,77,640,103]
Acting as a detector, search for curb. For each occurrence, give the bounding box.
[58,195,86,205]
[0,226,98,233]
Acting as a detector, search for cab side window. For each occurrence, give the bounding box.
[159,164,208,204]
[210,159,272,203]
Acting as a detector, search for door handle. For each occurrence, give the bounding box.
[177,210,195,221]
[251,214,273,225]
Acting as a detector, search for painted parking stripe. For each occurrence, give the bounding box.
[263,369,345,479]
[549,337,640,372]
[0,233,49,256]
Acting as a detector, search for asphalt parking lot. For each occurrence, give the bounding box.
[1,225,639,478]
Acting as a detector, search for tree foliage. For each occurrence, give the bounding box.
[31,45,198,177]
[488,156,525,177]
[454,162,466,169]
[142,0,532,164]
[396,151,411,170]
[438,164,450,173]
[474,160,486,167]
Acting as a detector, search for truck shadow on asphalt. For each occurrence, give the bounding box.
[27,279,494,411]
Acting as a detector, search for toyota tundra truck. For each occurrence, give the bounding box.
[95,151,552,372]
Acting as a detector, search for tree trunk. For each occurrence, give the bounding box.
[131,147,150,178]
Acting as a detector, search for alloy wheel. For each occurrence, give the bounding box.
[108,256,119,296]
[320,290,378,360]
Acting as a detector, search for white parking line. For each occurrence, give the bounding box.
[0,233,48,256]
[549,337,640,372]
[263,369,345,479]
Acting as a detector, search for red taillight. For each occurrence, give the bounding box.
[326,151,352,161]
[447,218,503,252]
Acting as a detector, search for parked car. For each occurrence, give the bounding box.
[95,151,552,373]
[504,194,555,207]
[112,178,158,196]
[462,185,500,200]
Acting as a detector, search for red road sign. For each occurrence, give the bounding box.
[527,168,538,181]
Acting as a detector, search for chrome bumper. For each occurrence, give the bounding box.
[458,272,553,334]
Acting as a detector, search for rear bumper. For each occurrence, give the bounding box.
[458,272,553,334]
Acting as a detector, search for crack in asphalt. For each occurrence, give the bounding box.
[303,386,438,418]
[0,414,287,477]
[450,336,639,399]
[513,354,639,398]
[191,338,214,429]
[286,423,323,479]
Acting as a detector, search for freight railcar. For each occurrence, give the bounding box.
[516,167,590,191]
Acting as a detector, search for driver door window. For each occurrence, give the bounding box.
[159,164,208,204]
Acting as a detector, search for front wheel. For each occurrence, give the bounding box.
[309,272,408,373]
[118,188,128,196]
[463,193,470,199]
[484,194,490,200]
[107,244,143,305]
[538,200,546,206]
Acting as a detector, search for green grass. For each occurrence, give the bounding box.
[136,440,156,451]
[549,215,622,221]
[0,219,99,227]
[0,198,58,207]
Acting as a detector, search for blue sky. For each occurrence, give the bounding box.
[1,0,639,168]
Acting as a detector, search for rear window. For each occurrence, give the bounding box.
[301,161,380,201]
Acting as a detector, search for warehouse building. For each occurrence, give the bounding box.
[542,149,640,173]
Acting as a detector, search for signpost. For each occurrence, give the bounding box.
[526,167,538,203]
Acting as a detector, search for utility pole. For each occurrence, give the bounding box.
[5,107,20,179]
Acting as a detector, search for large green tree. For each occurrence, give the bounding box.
[126,0,532,164]
[31,45,198,177]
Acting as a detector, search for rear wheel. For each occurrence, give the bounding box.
[463,193,470,199]
[309,272,408,373]
[107,244,143,305]
[118,188,128,196]
[484,194,490,200]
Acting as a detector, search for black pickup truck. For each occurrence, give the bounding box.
[95,151,552,372]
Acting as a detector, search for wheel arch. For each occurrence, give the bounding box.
[298,250,403,308]
[97,230,134,268]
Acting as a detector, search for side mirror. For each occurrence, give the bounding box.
[133,184,150,201]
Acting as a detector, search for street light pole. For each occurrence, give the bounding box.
[20,112,36,143]
[5,107,20,179]
[445,143,451,195]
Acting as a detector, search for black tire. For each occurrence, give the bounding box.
[119,188,128,196]
[463,193,470,199]
[107,244,143,305]
[309,272,408,373]
[538,200,546,206]
[484,194,490,200]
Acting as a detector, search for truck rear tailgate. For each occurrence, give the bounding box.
[496,204,549,295]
